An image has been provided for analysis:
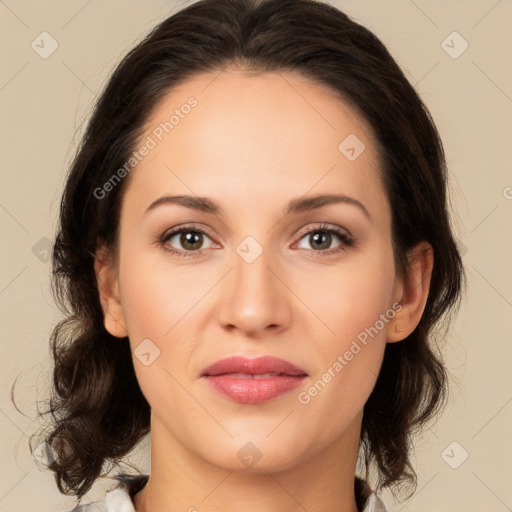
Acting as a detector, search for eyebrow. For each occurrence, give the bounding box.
[144,193,372,221]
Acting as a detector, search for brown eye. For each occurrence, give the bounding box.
[178,231,204,251]
[159,226,216,257]
[307,231,334,251]
[295,224,354,254]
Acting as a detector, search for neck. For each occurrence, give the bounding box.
[134,411,363,512]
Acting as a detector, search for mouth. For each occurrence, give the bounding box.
[202,373,308,404]
[201,355,308,378]
[206,372,303,379]
[200,356,308,404]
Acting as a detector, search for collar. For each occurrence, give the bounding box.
[103,473,387,512]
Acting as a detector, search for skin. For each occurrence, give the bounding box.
[95,66,433,512]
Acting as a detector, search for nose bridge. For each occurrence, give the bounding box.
[217,234,290,333]
[235,235,273,293]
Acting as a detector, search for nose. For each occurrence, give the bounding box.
[217,241,292,337]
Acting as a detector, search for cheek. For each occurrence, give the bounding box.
[299,248,395,345]
[294,248,394,407]
[119,232,396,360]
[117,248,196,410]
[118,245,201,340]
[117,244,214,390]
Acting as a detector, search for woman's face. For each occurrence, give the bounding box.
[103,68,405,472]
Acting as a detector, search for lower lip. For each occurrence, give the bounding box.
[203,374,307,404]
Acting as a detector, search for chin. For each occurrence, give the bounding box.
[202,438,307,474]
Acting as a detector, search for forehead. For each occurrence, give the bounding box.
[123,67,388,223]
[142,67,375,154]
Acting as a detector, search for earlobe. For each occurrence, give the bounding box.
[387,241,434,343]
[94,244,129,338]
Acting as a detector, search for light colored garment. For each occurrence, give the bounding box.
[67,473,388,512]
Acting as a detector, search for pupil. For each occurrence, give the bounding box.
[312,231,330,250]
[178,230,332,252]
[182,231,202,250]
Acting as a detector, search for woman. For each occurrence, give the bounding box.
[30,0,465,510]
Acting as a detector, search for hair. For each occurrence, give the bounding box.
[20,0,465,504]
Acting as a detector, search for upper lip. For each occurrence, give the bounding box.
[201,356,308,377]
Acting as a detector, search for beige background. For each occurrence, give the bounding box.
[1,1,511,511]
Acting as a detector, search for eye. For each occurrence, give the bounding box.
[157,225,216,257]
[157,222,355,258]
[294,223,355,255]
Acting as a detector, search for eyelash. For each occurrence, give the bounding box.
[156,223,355,258]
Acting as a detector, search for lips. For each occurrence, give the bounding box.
[201,355,308,404]
[201,355,308,377]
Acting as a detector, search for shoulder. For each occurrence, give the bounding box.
[60,500,107,512]
[80,501,108,512]
[61,473,387,512]
[363,491,388,512]
[356,476,388,512]
[60,473,149,512]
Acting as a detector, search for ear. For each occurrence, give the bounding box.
[94,243,129,338]
[386,241,434,343]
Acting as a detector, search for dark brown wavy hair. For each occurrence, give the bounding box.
[18,0,465,504]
